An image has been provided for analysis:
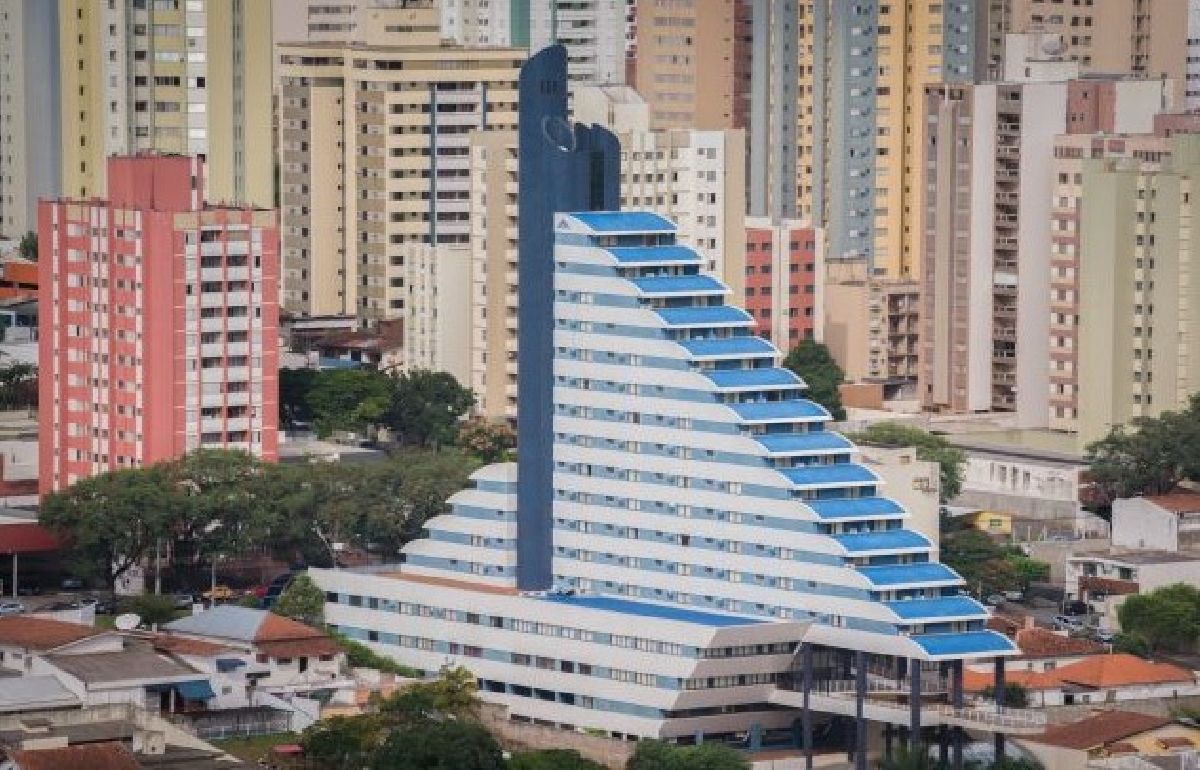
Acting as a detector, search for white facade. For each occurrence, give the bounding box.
[1111,496,1200,553]
[440,0,516,46]
[0,0,59,238]
[530,0,626,87]
[311,211,1017,740]
[401,245,472,385]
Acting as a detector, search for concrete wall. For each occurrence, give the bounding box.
[1111,498,1178,551]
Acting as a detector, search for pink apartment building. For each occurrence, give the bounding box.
[38,155,279,495]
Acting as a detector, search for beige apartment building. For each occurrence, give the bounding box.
[58,0,273,207]
[1010,0,1188,105]
[630,0,750,130]
[276,4,522,325]
[1072,134,1200,444]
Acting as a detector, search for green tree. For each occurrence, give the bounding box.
[307,367,393,438]
[18,231,36,262]
[300,714,385,769]
[1117,583,1200,652]
[850,422,966,502]
[271,573,325,626]
[458,419,516,463]
[876,744,937,770]
[508,750,607,770]
[782,340,846,420]
[1084,395,1200,513]
[370,721,504,770]
[626,741,749,770]
[989,758,1044,770]
[0,361,36,410]
[166,450,271,559]
[939,525,1023,598]
[380,665,480,723]
[278,367,319,427]
[40,466,183,596]
[385,369,476,448]
[125,593,179,627]
[980,682,1030,708]
[331,631,422,677]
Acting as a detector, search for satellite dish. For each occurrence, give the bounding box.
[114,613,141,631]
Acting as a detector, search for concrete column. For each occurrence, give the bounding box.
[910,659,922,751]
[994,657,1007,762]
[855,650,867,770]
[952,660,964,770]
[803,643,814,770]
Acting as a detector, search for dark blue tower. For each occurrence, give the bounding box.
[516,45,620,591]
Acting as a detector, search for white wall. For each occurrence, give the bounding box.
[968,87,998,413]
[1111,498,1178,551]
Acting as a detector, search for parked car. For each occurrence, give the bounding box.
[985,594,1006,607]
[0,601,25,616]
[60,577,84,590]
[171,593,198,610]
[1053,614,1085,631]
[42,601,82,612]
[1003,589,1024,602]
[202,585,234,602]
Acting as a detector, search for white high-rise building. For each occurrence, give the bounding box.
[530,0,626,86]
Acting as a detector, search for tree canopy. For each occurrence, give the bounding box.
[0,360,36,410]
[626,741,750,770]
[387,369,476,448]
[1084,394,1200,514]
[271,573,326,626]
[18,231,36,262]
[939,516,1047,598]
[849,422,966,502]
[782,340,846,420]
[1117,583,1200,653]
[306,367,394,438]
[508,750,607,770]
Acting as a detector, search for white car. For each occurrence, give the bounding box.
[0,601,25,616]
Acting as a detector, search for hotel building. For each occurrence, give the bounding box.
[38,155,278,494]
[313,211,1031,765]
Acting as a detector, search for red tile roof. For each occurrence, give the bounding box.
[254,612,329,643]
[0,616,103,650]
[0,522,59,554]
[964,653,1196,692]
[256,637,343,659]
[1026,711,1172,750]
[1158,737,1195,749]
[146,633,234,657]
[1144,492,1200,514]
[9,742,141,770]
[1014,627,1106,659]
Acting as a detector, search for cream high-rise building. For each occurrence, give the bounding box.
[276,3,522,326]
[1069,134,1200,445]
[0,0,60,239]
[57,0,273,207]
[1010,0,1188,106]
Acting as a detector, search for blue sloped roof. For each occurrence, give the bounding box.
[568,211,675,232]
[539,594,764,627]
[655,306,752,326]
[705,368,802,388]
[832,529,930,552]
[757,432,853,453]
[729,399,829,421]
[912,630,1019,657]
[678,337,776,358]
[806,498,905,520]
[608,245,700,263]
[885,597,987,620]
[781,463,878,486]
[858,563,961,586]
[630,275,727,295]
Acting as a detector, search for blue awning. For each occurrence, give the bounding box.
[174,679,216,700]
[216,658,247,673]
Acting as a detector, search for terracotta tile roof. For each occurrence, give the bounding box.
[964,653,1196,692]
[1144,492,1200,514]
[8,741,142,770]
[1107,742,1139,755]
[1014,627,1106,658]
[987,614,1022,635]
[254,612,329,643]
[1026,711,1172,750]
[1158,737,1195,749]
[256,637,343,659]
[145,633,234,657]
[0,522,58,554]
[0,616,103,651]
[1055,654,1195,689]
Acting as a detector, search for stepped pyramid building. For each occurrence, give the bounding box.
[312,45,1029,770]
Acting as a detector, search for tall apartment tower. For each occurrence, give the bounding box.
[38,155,279,495]
[630,0,751,130]
[920,59,1170,426]
[747,0,982,279]
[1062,134,1200,444]
[0,0,60,239]
[742,218,822,350]
[57,0,273,207]
[276,4,523,325]
[1009,0,1188,105]
[529,0,626,87]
